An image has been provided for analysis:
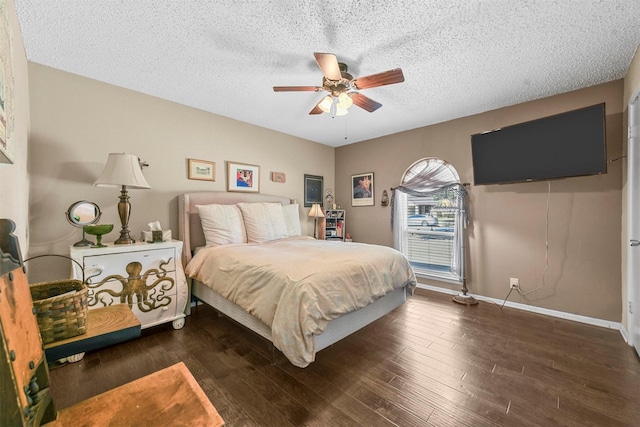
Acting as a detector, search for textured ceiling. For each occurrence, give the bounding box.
[15,1,640,147]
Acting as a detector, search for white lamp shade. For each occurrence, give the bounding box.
[335,104,349,116]
[318,96,333,113]
[307,204,325,218]
[338,92,353,109]
[94,153,151,189]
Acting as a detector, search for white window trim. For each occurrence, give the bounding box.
[393,158,465,284]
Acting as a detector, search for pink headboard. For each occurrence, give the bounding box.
[178,192,294,265]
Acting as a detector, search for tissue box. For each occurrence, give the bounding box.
[141,230,172,242]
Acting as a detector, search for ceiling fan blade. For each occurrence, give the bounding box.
[314,52,342,81]
[273,86,322,92]
[352,68,405,90]
[309,103,324,115]
[350,92,382,112]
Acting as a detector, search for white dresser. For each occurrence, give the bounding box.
[70,240,188,330]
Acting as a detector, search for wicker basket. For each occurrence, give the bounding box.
[29,279,89,344]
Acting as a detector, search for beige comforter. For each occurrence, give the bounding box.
[185,236,416,367]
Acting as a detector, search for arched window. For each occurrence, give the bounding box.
[393,158,467,283]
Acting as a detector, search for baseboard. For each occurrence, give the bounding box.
[417,283,625,335]
[619,324,630,344]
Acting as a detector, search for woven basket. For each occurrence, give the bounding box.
[29,279,89,344]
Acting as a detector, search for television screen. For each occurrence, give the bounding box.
[471,103,607,185]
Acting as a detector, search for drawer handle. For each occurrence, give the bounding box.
[85,266,105,283]
[162,306,169,311]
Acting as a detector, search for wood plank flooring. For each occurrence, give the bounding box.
[49,289,640,426]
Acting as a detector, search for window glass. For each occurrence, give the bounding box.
[395,158,463,282]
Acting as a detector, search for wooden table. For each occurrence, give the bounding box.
[44,304,141,361]
[44,362,224,426]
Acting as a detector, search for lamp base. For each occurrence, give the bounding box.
[452,277,478,306]
[452,293,479,306]
[114,186,135,244]
[114,238,135,245]
[114,228,135,245]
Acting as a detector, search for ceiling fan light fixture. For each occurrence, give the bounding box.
[335,104,349,116]
[274,52,404,116]
[338,92,353,109]
[319,95,333,113]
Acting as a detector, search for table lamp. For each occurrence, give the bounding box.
[307,203,325,239]
[94,153,150,244]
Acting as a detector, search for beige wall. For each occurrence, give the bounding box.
[0,0,29,256]
[27,64,334,280]
[622,46,640,329]
[336,81,624,321]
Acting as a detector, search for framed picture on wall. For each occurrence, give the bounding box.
[0,3,15,164]
[227,161,260,193]
[351,172,374,206]
[187,158,215,181]
[271,171,286,183]
[304,174,323,207]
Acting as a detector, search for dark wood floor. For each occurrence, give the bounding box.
[49,289,640,426]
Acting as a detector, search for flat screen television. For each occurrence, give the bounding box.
[471,103,607,185]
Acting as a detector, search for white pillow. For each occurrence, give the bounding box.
[196,204,247,246]
[282,204,301,237]
[237,202,288,243]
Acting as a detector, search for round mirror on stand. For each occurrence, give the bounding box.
[66,201,101,247]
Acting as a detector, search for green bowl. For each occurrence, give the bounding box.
[83,224,114,235]
[83,224,114,247]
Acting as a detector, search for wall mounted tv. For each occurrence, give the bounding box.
[471,103,607,185]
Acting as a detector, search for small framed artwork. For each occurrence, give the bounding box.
[351,172,374,206]
[271,171,286,183]
[227,161,260,193]
[187,158,215,181]
[304,174,323,207]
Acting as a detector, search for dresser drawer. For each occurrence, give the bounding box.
[135,293,182,328]
[83,247,177,279]
[70,241,188,330]
[89,269,177,308]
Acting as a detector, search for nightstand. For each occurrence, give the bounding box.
[70,240,188,330]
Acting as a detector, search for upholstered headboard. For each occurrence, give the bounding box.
[178,192,294,265]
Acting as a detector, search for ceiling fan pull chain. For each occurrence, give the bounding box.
[344,119,349,140]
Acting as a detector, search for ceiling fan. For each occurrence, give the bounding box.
[273,52,405,116]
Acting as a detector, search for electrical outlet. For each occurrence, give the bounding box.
[510,277,519,289]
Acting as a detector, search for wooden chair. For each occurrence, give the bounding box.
[0,219,224,426]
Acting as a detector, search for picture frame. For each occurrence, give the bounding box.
[0,2,15,164]
[227,161,260,193]
[304,174,323,207]
[351,172,374,206]
[187,158,215,181]
[271,171,286,183]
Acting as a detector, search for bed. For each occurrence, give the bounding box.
[178,191,416,367]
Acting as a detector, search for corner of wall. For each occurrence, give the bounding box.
[0,0,30,257]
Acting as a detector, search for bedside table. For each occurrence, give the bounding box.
[70,240,188,330]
